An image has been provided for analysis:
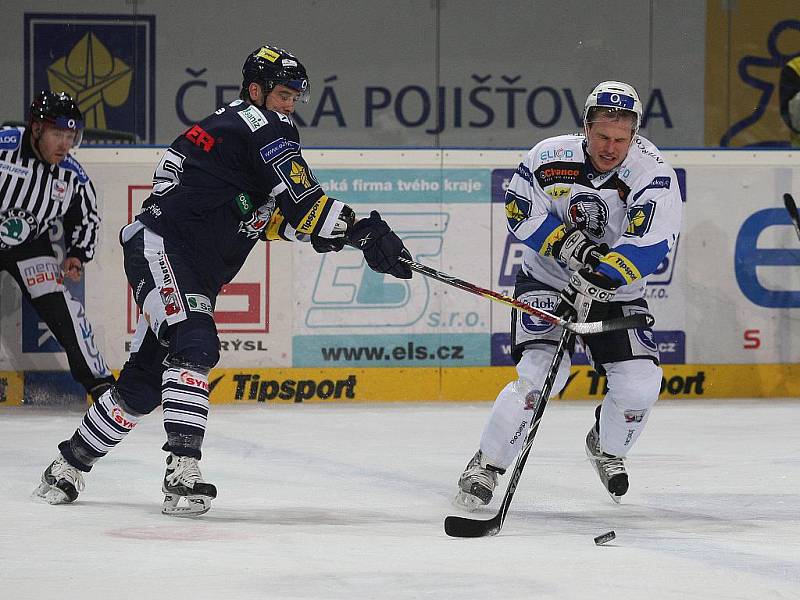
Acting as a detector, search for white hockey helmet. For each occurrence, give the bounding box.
[583,81,643,134]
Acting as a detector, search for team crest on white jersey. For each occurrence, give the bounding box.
[568,192,609,237]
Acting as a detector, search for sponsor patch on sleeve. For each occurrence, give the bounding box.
[515,163,535,187]
[650,176,671,189]
[260,138,300,164]
[295,196,329,234]
[599,251,642,284]
[0,128,22,150]
[540,224,566,257]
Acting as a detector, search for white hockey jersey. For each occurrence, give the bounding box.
[505,133,682,301]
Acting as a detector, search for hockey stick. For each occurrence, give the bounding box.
[399,257,653,335]
[444,325,573,537]
[783,193,800,242]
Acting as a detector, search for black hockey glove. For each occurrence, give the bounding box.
[311,235,346,253]
[347,210,413,279]
[555,268,617,323]
[551,227,608,271]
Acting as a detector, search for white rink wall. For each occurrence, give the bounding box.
[0,148,798,403]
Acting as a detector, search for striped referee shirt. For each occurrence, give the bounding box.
[0,126,100,261]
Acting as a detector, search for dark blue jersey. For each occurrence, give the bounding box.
[136,99,343,289]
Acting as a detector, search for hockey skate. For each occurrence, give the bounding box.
[453,450,504,511]
[585,425,629,503]
[33,453,86,505]
[162,453,217,517]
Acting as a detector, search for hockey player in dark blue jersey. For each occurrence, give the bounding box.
[36,45,413,515]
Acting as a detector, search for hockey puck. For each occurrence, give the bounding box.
[594,530,615,545]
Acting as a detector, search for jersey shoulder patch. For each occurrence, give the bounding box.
[60,154,89,184]
[0,127,22,151]
[272,153,320,203]
[236,104,269,132]
[624,200,657,237]
[260,137,301,164]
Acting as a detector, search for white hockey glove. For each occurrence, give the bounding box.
[789,92,800,131]
[551,227,608,271]
[556,268,617,323]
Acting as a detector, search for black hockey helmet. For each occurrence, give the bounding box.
[29,90,84,146]
[241,45,310,103]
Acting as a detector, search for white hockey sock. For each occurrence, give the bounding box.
[479,379,537,469]
[599,360,662,456]
[479,346,572,469]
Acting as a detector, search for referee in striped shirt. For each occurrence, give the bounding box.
[0,90,115,401]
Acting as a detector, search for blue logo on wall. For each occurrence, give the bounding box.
[492,169,516,203]
[736,207,800,307]
[24,13,156,143]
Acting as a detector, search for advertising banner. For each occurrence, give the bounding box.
[0,148,798,402]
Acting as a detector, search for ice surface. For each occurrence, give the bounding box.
[1,399,798,599]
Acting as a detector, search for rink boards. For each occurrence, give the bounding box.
[0,148,798,403]
[2,363,799,406]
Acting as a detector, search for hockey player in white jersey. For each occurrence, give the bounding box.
[455,81,682,508]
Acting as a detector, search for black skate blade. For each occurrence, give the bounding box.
[444,514,501,538]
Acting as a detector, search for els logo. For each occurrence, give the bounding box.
[25,13,156,143]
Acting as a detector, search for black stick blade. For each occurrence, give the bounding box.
[609,312,655,331]
[784,193,799,220]
[570,312,655,336]
[444,514,501,538]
